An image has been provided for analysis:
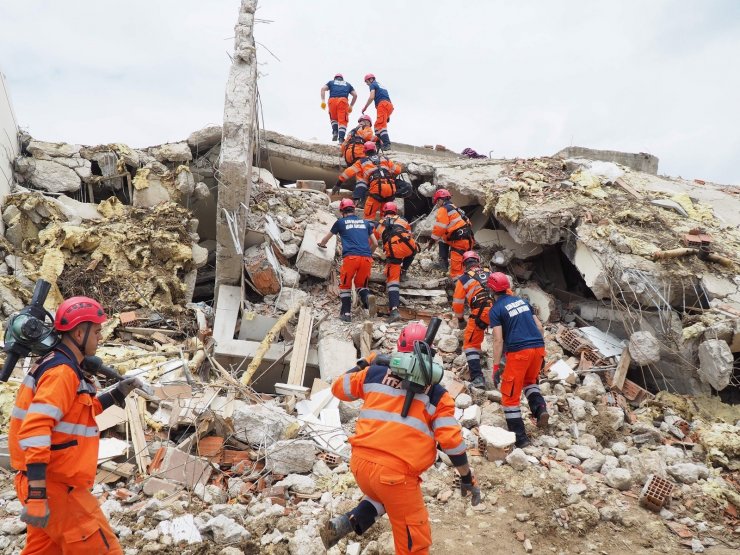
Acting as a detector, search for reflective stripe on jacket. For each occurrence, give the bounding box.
[338,155,402,195]
[331,364,468,476]
[431,202,468,242]
[9,345,113,488]
[374,214,417,259]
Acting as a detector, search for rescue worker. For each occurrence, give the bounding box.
[9,296,141,554]
[341,114,377,166]
[318,199,377,322]
[322,322,481,553]
[373,202,418,323]
[320,73,357,142]
[451,251,492,389]
[429,189,474,280]
[487,272,550,448]
[333,141,404,221]
[360,73,393,150]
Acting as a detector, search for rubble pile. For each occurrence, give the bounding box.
[0,126,739,555]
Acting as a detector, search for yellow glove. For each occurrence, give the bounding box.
[348,106,353,113]
[321,102,326,110]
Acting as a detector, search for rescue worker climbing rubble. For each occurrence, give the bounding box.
[341,114,377,166]
[452,251,492,389]
[333,141,404,221]
[373,201,418,323]
[429,188,475,280]
[361,73,394,150]
[9,296,142,554]
[322,322,480,554]
[318,199,377,322]
[320,73,357,142]
[487,272,550,448]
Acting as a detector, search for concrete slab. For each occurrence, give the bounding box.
[296,180,327,192]
[317,335,356,381]
[155,447,212,490]
[518,283,556,323]
[475,229,543,260]
[238,312,279,341]
[296,224,336,279]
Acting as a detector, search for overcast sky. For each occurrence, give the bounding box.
[1,1,738,184]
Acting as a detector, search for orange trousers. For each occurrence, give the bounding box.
[447,238,473,279]
[340,255,372,292]
[15,473,122,554]
[462,308,490,352]
[364,197,384,221]
[351,456,431,554]
[374,100,394,133]
[328,97,349,129]
[500,347,545,408]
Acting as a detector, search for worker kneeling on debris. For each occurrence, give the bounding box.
[487,273,550,448]
[322,322,481,554]
[9,297,141,554]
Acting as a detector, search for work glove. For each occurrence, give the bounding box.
[347,106,353,113]
[321,102,326,110]
[492,364,503,389]
[110,376,144,406]
[332,180,342,195]
[20,487,50,528]
[460,471,481,506]
[457,317,465,329]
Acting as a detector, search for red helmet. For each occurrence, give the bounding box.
[397,322,427,353]
[364,141,377,152]
[432,189,452,203]
[382,201,398,214]
[55,296,107,332]
[358,115,371,124]
[339,198,355,211]
[364,73,375,82]
[334,73,343,79]
[462,251,480,265]
[487,272,511,293]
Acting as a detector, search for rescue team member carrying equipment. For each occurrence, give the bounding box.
[333,141,404,221]
[452,251,492,389]
[361,74,394,150]
[341,114,377,166]
[487,272,550,448]
[322,321,480,554]
[373,202,418,323]
[429,189,474,279]
[318,199,377,322]
[320,73,357,142]
[9,296,142,554]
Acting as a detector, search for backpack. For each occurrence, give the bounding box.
[367,157,397,202]
[381,216,418,261]
[467,268,492,309]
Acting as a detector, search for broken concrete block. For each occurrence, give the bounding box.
[53,195,102,222]
[697,339,734,391]
[157,514,202,544]
[191,243,208,268]
[193,181,211,201]
[133,173,172,208]
[460,405,481,428]
[232,401,297,446]
[296,180,326,192]
[151,142,193,163]
[90,151,123,190]
[187,125,222,153]
[605,468,633,491]
[202,514,248,543]
[265,440,316,474]
[274,287,309,312]
[628,331,661,365]
[156,447,212,490]
[244,244,281,295]
[474,229,543,260]
[436,334,459,353]
[296,224,336,279]
[317,335,357,381]
[27,140,81,158]
[175,166,196,197]
[279,266,300,288]
[143,477,180,497]
[505,448,530,471]
[478,425,515,448]
[252,167,279,188]
[27,159,81,193]
[518,283,556,323]
[700,274,737,299]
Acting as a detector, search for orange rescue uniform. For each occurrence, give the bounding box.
[341,125,376,166]
[9,345,122,554]
[431,201,474,279]
[332,365,469,554]
[373,214,418,310]
[328,97,350,137]
[374,100,394,138]
[337,155,403,220]
[452,267,493,381]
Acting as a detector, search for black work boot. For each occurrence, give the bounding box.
[506,417,531,448]
[387,308,401,323]
[320,515,353,549]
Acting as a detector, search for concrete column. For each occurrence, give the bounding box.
[216,0,258,292]
[0,69,20,235]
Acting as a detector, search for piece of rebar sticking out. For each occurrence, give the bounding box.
[82,355,155,396]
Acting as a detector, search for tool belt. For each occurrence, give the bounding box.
[472,305,492,329]
[448,225,473,241]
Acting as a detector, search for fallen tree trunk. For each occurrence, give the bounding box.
[240,300,304,385]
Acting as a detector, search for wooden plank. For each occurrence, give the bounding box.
[613,347,631,391]
[398,288,447,297]
[614,178,644,200]
[119,327,178,337]
[360,322,373,358]
[212,285,242,342]
[287,307,314,386]
[125,395,151,474]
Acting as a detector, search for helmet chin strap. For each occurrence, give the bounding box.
[72,322,93,356]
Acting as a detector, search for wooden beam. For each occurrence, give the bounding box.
[614,177,643,200]
[212,285,242,342]
[287,307,314,387]
[360,322,373,358]
[125,395,151,474]
[613,347,631,391]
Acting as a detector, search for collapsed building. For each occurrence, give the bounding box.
[0,1,739,553]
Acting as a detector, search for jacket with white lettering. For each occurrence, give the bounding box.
[9,345,119,487]
[332,364,468,476]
